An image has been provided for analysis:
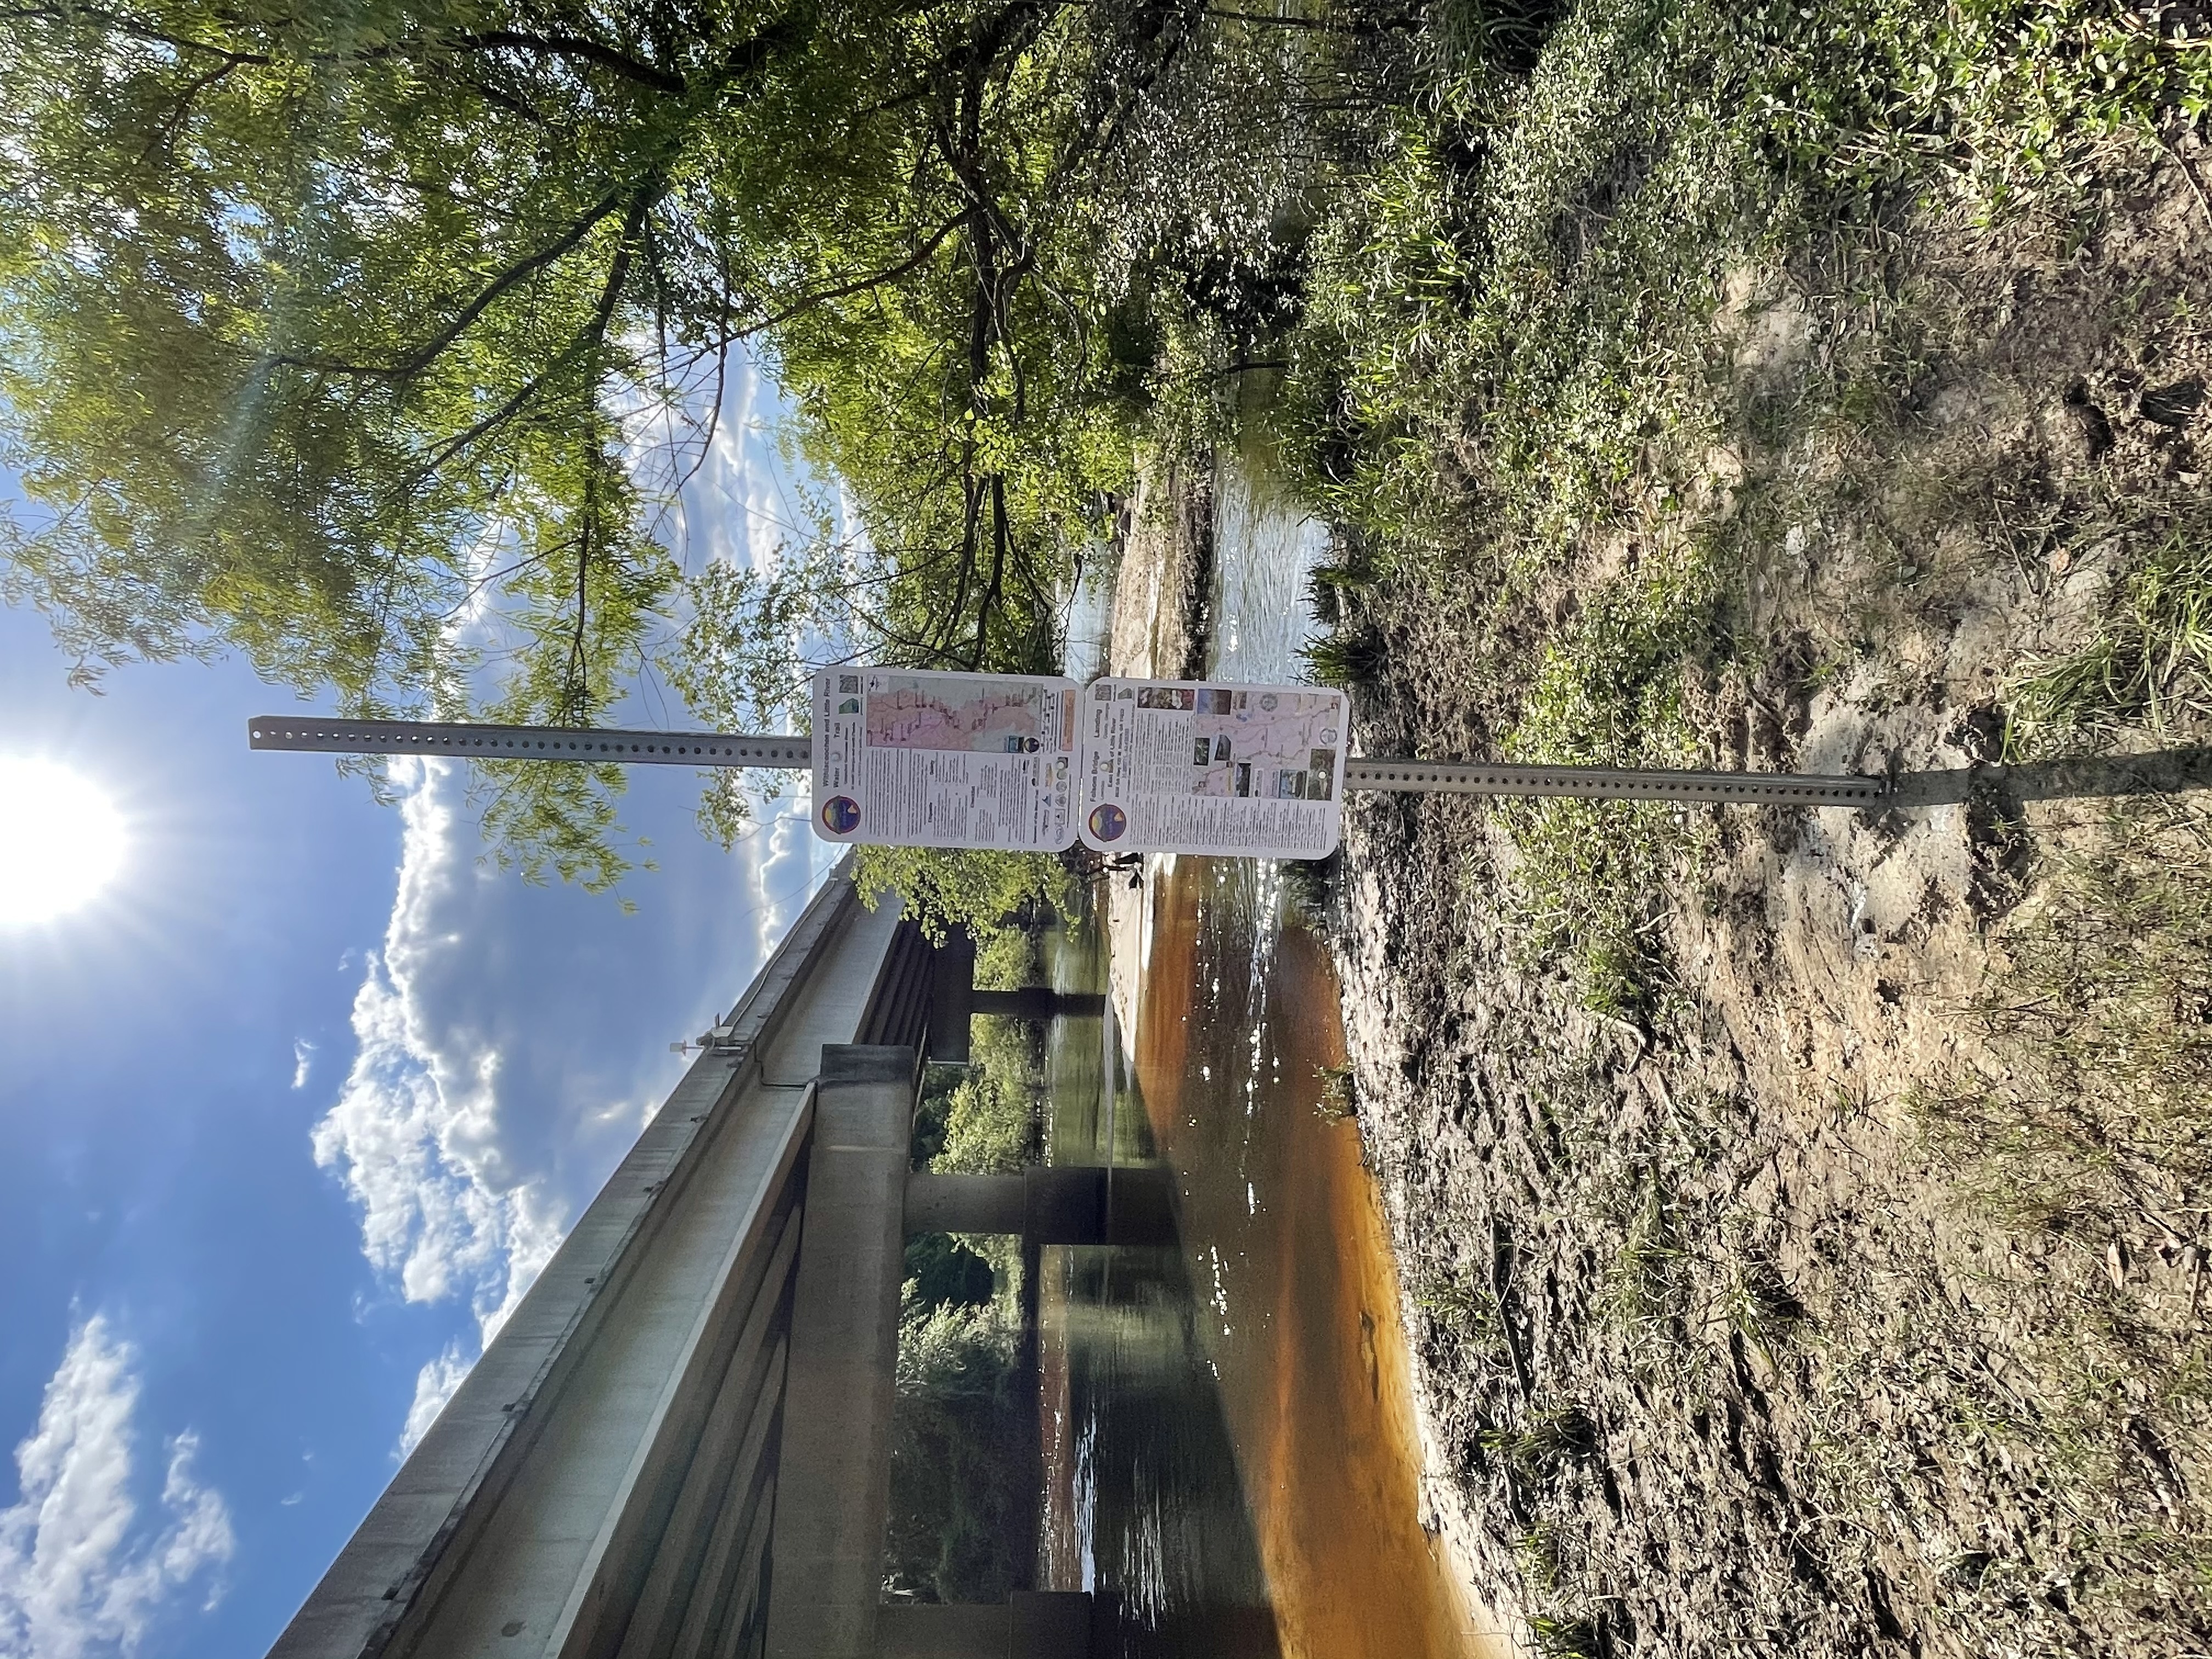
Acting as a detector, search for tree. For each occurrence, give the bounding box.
[0,0,1208,881]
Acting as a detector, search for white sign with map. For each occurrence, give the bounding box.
[1075,678,1349,859]
[811,669,1080,850]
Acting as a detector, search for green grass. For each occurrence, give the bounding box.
[1272,0,2211,1015]
[1492,544,1724,1009]
[2008,511,2212,754]
[1529,1611,1602,1659]
[1920,795,2212,1249]
[1905,794,2212,1634]
[1601,1171,1690,1337]
[1299,627,1386,690]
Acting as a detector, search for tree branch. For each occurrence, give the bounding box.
[712,216,965,346]
[439,30,686,94]
[271,187,634,380]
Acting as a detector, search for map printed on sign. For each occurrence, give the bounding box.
[1076,678,1350,858]
[811,670,1080,850]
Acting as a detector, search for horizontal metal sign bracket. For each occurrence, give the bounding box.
[249,716,812,769]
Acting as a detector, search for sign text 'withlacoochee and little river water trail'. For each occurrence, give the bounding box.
[809,669,1351,859]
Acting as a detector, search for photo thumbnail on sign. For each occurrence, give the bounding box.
[810,669,1080,850]
[1076,678,1350,858]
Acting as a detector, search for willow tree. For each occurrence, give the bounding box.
[0,0,1203,882]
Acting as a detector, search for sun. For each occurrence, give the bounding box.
[0,758,127,927]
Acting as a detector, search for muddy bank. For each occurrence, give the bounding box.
[1108,459,1215,688]
[1327,167,2212,1657]
[1091,149,2212,1656]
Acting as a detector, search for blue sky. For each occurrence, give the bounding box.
[0,355,838,1659]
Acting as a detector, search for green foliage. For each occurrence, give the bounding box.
[1434,0,1569,80]
[2008,512,2212,754]
[1280,0,2212,1013]
[853,845,1076,941]
[891,1009,1039,1597]
[1299,627,1385,689]
[1602,1171,1689,1336]
[973,923,1044,991]
[1480,1405,1598,1483]
[1529,1612,1602,1659]
[0,0,1233,881]
[936,1074,1034,1176]
[1494,548,1720,1011]
[1286,0,2212,580]
[935,1016,1043,1174]
[1729,0,2212,222]
[473,757,653,896]
[0,3,710,692]
[903,1231,999,1315]
[885,1290,1028,1603]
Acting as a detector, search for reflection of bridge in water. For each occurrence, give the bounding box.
[267,853,1158,1659]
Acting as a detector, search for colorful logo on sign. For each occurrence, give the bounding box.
[821,795,862,834]
[1087,803,1127,842]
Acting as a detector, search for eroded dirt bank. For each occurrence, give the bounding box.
[1328,168,2212,1658]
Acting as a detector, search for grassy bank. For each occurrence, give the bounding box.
[1289,0,2211,994]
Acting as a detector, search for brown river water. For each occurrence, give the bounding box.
[1012,449,1514,1656]
[1035,856,1508,1659]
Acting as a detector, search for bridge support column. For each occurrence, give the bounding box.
[969,987,1109,1021]
[877,1591,1095,1658]
[766,1045,917,1659]
[926,932,1107,1066]
[905,1166,1176,1246]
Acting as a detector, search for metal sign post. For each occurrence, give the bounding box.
[249,715,1884,808]
[1340,756,1881,807]
[247,715,814,769]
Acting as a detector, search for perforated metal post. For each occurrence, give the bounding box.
[1344,757,1883,808]
[247,715,812,769]
[250,717,1887,805]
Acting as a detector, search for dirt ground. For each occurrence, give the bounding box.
[1322,160,2212,1657]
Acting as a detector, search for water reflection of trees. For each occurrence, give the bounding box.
[889,959,1049,1602]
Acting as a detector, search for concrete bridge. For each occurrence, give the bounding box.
[266,854,1161,1659]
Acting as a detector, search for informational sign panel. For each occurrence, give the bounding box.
[811,669,1080,850]
[1075,678,1349,858]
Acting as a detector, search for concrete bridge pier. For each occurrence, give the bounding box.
[768,1047,1119,1659]
[905,1165,1176,1248]
[926,932,1107,1065]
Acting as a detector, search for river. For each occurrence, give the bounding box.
[1030,452,1513,1658]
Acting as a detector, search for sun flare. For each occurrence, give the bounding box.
[0,758,126,927]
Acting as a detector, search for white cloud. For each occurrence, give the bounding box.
[312,347,845,1458]
[289,1040,314,1091]
[313,759,565,1351]
[0,1317,234,1659]
[395,1344,472,1463]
